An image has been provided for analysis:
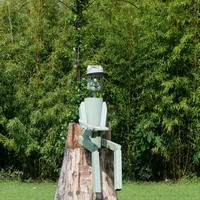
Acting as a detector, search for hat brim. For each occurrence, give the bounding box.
[86,71,105,75]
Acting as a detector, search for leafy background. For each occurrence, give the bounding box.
[0,0,199,181]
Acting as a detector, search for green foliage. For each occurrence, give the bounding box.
[0,0,79,179]
[0,0,199,181]
[0,168,23,181]
[85,0,200,180]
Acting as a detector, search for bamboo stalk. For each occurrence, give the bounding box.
[7,0,13,43]
[35,0,43,88]
[76,0,81,81]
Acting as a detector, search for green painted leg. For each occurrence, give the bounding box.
[79,135,98,152]
[114,149,122,190]
[92,151,101,193]
[102,139,122,190]
[79,135,101,193]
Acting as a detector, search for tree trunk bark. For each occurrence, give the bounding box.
[54,123,117,200]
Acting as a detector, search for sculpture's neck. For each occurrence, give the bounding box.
[91,91,98,98]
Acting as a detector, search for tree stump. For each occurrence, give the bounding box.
[54,123,117,200]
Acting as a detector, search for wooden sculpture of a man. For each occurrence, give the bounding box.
[78,65,122,193]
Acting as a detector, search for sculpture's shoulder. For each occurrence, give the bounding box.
[84,97,103,102]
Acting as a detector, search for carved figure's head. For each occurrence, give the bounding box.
[86,65,104,92]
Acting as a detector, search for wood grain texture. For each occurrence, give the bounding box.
[54,123,117,200]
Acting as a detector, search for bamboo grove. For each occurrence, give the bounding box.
[0,0,199,181]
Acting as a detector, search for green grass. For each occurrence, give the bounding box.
[0,181,56,200]
[0,180,200,200]
[118,181,200,200]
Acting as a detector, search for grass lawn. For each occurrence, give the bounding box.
[0,180,200,200]
[118,181,200,200]
[0,181,56,200]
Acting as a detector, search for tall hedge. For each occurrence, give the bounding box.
[0,0,199,180]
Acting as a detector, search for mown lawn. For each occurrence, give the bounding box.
[0,180,200,200]
[0,181,56,200]
[117,181,200,200]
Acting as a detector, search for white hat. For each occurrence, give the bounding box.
[86,65,104,75]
